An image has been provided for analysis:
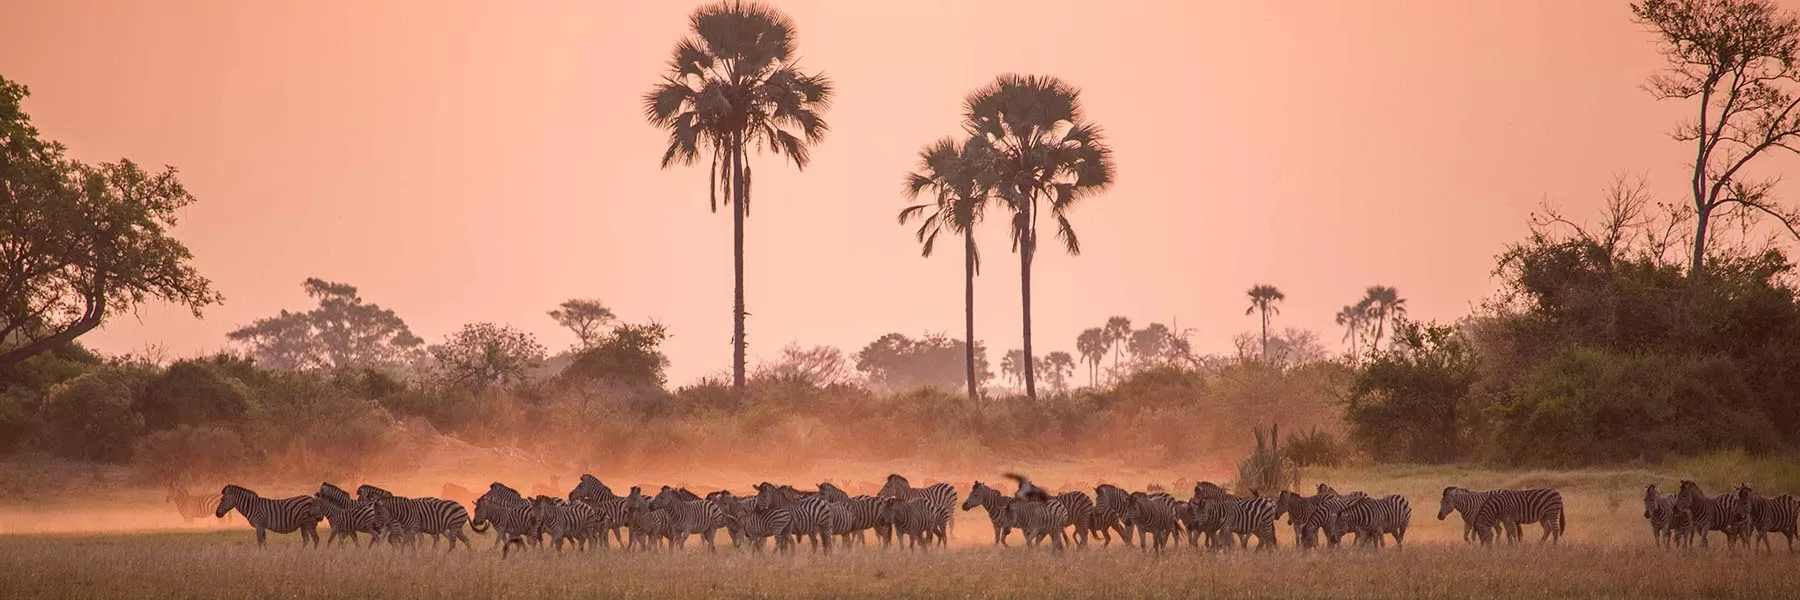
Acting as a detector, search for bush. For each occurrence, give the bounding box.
[1282,426,1345,467]
[1235,424,1299,494]
[136,358,255,431]
[0,391,39,453]
[133,425,250,483]
[41,367,151,462]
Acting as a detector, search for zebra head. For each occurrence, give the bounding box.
[216,484,252,518]
[963,481,995,510]
[1437,486,1465,520]
[1316,482,1339,496]
[317,482,353,508]
[817,482,849,503]
[356,484,393,502]
[570,474,615,503]
[1274,490,1307,524]
[1675,480,1703,512]
[1193,481,1229,501]
[1643,484,1662,520]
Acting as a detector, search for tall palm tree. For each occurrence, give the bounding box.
[1360,285,1407,354]
[1102,316,1132,379]
[643,1,833,390]
[965,74,1115,402]
[1335,303,1367,362]
[1075,327,1106,386]
[1245,284,1285,361]
[900,136,996,408]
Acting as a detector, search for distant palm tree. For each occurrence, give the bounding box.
[1075,327,1106,386]
[643,1,833,390]
[1335,303,1367,362]
[1360,285,1407,354]
[900,136,996,408]
[1102,316,1132,379]
[1043,351,1076,393]
[1245,285,1285,361]
[1001,349,1026,387]
[966,74,1116,402]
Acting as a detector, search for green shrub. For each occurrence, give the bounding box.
[1282,426,1344,467]
[1235,424,1299,494]
[133,425,250,483]
[136,358,254,431]
[41,367,151,462]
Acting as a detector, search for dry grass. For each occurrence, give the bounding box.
[3,463,1799,598]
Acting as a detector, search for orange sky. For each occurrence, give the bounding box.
[0,1,1771,385]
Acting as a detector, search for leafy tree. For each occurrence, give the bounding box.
[1358,286,1407,354]
[1128,323,1172,367]
[1245,284,1285,360]
[1631,0,1800,273]
[136,356,255,431]
[1344,318,1478,463]
[547,299,616,350]
[755,342,851,388]
[429,323,547,395]
[854,333,990,394]
[0,76,222,370]
[966,74,1116,401]
[900,135,997,408]
[1075,327,1106,386]
[41,366,152,462]
[643,1,834,390]
[560,322,672,390]
[226,279,423,371]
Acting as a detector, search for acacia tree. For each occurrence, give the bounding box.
[226,279,422,371]
[643,1,833,390]
[0,77,222,371]
[966,75,1116,401]
[1245,284,1285,361]
[548,298,615,350]
[429,323,547,396]
[900,135,996,407]
[1632,0,1800,274]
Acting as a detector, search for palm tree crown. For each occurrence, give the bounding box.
[899,135,996,407]
[1246,284,1285,361]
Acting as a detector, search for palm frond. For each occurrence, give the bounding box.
[1054,213,1080,255]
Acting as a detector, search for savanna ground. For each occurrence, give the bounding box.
[3,457,1799,599]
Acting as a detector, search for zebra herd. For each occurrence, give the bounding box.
[1642,481,1799,552]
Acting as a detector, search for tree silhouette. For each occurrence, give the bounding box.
[1359,286,1407,354]
[227,279,422,371]
[1631,0,1800,274]
[430,323,547,396]
[965,74,1116,401]
[1075,327,1106,386]
[900,135,997,407]
[1245,284,1285,361]
[1001,349,1026,387]
[548,299,616,350]
[1042,351,1076,393]
[643,1,833,390]
[1102,316,1132,379]
[1335,303,1369,362]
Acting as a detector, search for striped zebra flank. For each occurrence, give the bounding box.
[167,482,224,523]
[216,484,322,548]
[1054,491,1095,548]
[315,482,384,548]
[1472,488,1565,546]
[1437,486,1504,543]
[372,495,478,552]
[999,498,1073,551]
[1643,484,1691,549]
[1676,480,1746,549]
[652,487,729,551]
[1197,495,1277,551]
[727,498,794,552]
[841,495,897,547]
[879,474,957,547]
[1734,483,1797,553]
[533,495,607,551]
[1090,484,1131,547]
[475,495,541,553]
[1124,491,1180,553]
[1326,493,1411,549]
[887,497,939,551]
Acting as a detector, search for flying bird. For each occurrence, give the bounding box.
[1004,472,1050,502]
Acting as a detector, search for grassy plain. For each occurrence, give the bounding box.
[3,460,1799,599]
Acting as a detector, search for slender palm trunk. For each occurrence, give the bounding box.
[731,135,747,390]
[963,232,979,410]
[1259,305,1270,362]
[1020,232,1038,402]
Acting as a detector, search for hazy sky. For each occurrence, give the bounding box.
[0,1,1761,385]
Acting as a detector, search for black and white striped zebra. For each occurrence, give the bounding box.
[474,495,539,553]
[1196,495,1277,550]
[1325,493,1411,549]
[887,497,939,551]
[1273,490,1324,549]
[532,495,607,551]
[625,489,675,551]
[314,482,385,548]
[652,487,729,551]
[568,474,616,503]
[1090,484,1132,547]
[726,498,794,552]
[878,474,956,547]
[1643,483,1691,549]
[356,484,393,502]
[1437,486,1503,543]
[963,481,1017,546]
[167,482,223,523]
[840,495,897,547]
[1734,483,1797,553]
[1472,488,1566,545]
[998,498,1073,551]
[372,495,479,552]
[215,484,323,548]
[1125,491,1181,553]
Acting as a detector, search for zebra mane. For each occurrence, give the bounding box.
[221,484,254,497]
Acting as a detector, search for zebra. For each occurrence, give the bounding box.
[215,484,323,548]
[532,495,607,551]
[963,481,1017,546]
[1053,490,1096,548]
[625,490,675,551]
[838,495,897,547]
[1196,495,1277,550]
[786,496,841,553]
[1090,484,1132,547]
[1472,488,1566,545]
[474,495,540,553]
[817,482,851,503]
[1677,480,1753,549]
[356,484,394,502]
[726,499,794,552]
[998,498,1073,551]
[652,487,729,551]
[1274,490,1323,549]
[372,495,480,552]
[1734,483,1797,553]
[879,474,957,547]
[1643,483,1692,549]
[1124,491,1181,553]
[1174,500,1203,548]
[1437,486,1504,543]
[1326,493,1411,549]
[315,482,385,547]
[166,482,223,523]
[887,497,938,551]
